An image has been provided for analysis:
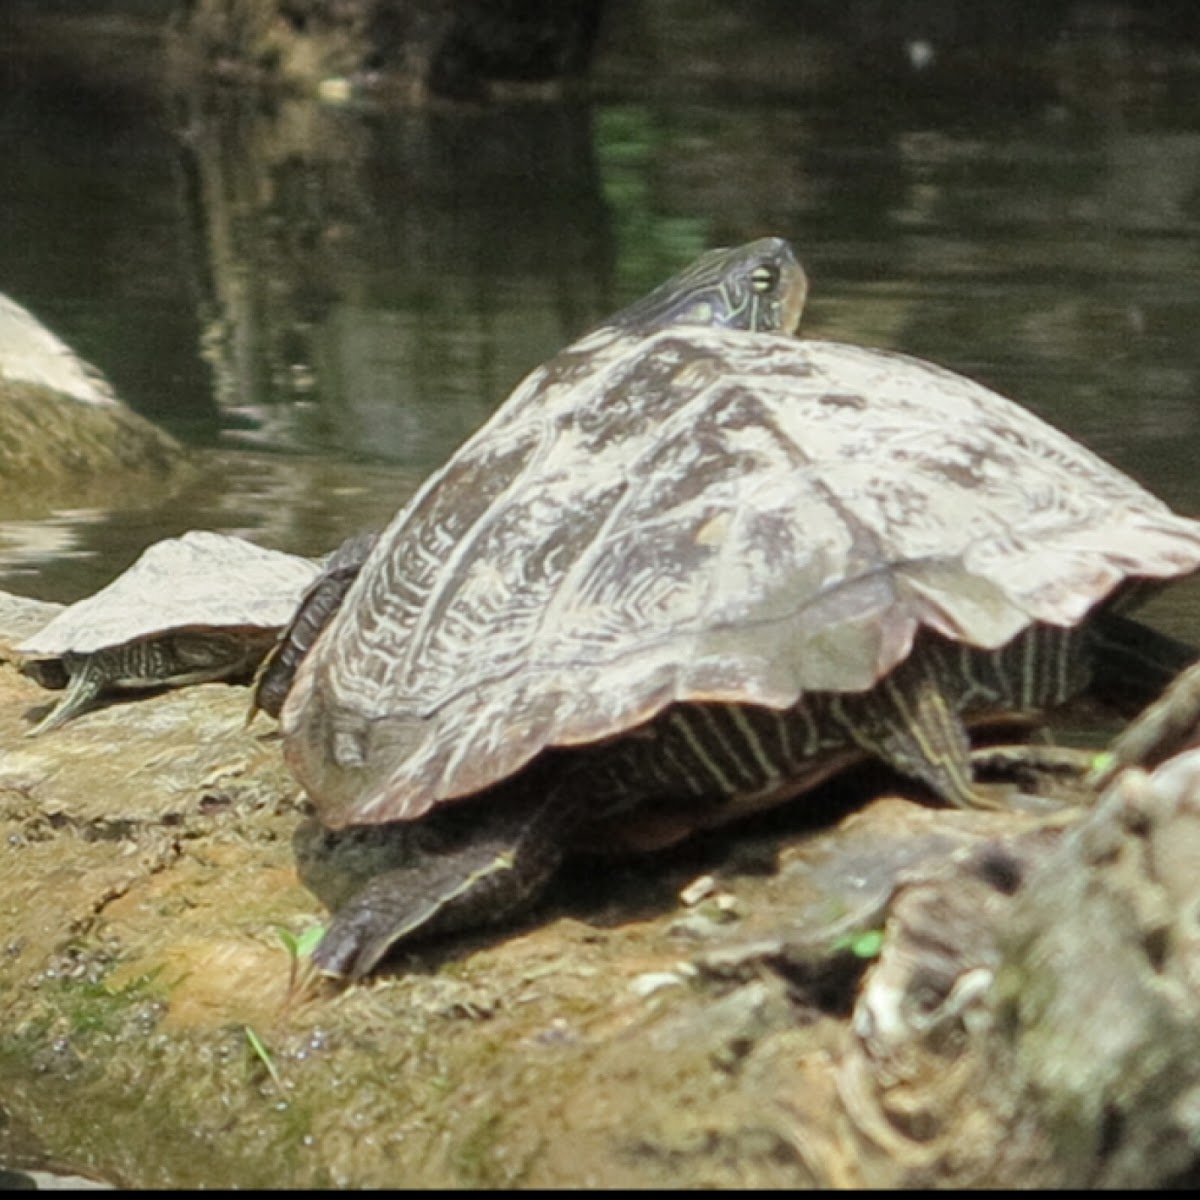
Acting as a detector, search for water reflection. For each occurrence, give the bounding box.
[3,9,1200,613]
[183,92,614,465]
[0,450,422,605]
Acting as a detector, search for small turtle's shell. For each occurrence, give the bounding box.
[282,330,1200,831]
[18,531,321,658]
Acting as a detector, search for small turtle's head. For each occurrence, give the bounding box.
[609,237,807,337]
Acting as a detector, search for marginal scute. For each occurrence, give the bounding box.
[893,561,1030,648]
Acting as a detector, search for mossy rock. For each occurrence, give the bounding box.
[0,379,187,517]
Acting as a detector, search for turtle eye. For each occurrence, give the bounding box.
[750,263,778,294]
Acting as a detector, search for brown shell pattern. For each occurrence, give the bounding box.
[281,329,1200,829]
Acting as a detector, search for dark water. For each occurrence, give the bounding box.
[4,3,1200,637]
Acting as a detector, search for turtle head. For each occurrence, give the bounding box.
[609,237,807,336]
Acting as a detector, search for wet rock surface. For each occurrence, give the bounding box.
[2,588,1200,1186]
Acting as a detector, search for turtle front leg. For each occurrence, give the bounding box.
[312,789,570,980]
[25,653,106,736]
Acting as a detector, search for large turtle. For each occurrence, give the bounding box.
[281,236,1200,980]
[17,530,321,734]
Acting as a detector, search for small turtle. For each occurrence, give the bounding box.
[17,530,321,734]
[280,236,1200,980]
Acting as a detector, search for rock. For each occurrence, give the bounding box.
[2,586,1200,1186]
[0,293,120,409]
[0,375,185,503]
[0,294,188,516]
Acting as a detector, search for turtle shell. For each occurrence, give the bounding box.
[18,531,321,658]
[282,329,1200,831]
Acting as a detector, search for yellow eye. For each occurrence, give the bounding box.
[751,264,778,294]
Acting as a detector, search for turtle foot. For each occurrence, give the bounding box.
[968,743,1097,809]
[23,667,103,736]
[311,792,568,980]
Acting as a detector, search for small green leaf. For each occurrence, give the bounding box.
[834,928,885,959]
[244,1024,284,1091]
[276,923,326,961]
[294,924,326,959]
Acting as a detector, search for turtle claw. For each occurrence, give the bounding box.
[309,861,482,980]
[313,840,561,980]
[312,793,568,981]
[23,668,102,736]
[25,706,68,737]
[311,896,406,981]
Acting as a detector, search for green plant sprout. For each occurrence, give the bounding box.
[833,928,885,960]
[276,922,327,1001]
[244,1024,285,1093]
